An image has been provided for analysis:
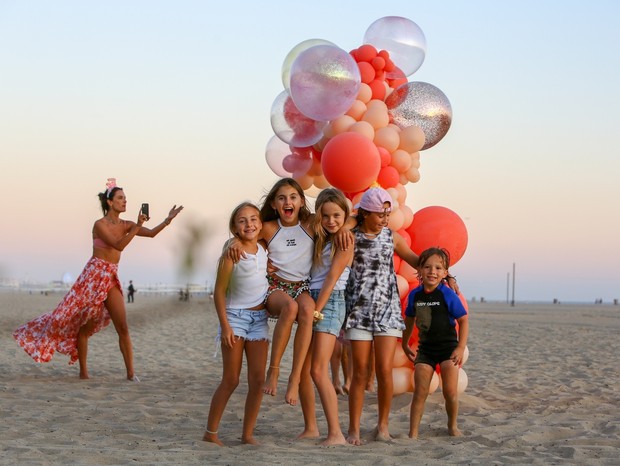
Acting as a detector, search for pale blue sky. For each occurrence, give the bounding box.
[1,1,618,302]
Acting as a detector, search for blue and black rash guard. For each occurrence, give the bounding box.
[405,282,467,354]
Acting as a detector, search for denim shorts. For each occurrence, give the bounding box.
[345,326,402,341]
[310,289,346,337]
[219,308,270,341]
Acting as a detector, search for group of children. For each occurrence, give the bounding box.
[204,178,469,446]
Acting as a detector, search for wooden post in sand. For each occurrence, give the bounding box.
[506,272,510,304]
[510,262,516,307]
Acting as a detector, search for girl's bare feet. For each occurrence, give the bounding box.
[296,427,320,440]
[202,430,224,446]
[285,376,300,405]
[346,431,362,446]
[263,366,279,396]
[241,435,259,445]
[321,432,347,446]
[373,426,392,442]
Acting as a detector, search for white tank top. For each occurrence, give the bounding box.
[309,242,350,291]
[226,244,269,309]
[267,220,314,282]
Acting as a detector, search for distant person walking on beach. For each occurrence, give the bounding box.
[127,280,135,303]
[13,178,183,380]
[402,247,469,439]
[203,202,269,446]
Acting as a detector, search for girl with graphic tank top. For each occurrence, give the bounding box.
[258,178,316,406]
[203,202,270,446]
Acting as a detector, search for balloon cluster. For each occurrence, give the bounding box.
[265,16,469,394]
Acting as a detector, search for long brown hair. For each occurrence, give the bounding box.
[259,178,312,223]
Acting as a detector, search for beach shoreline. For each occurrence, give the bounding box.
[1,293,619,464]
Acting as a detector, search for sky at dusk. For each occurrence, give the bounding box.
[1,0,618,302]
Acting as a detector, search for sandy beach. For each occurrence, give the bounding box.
[1,291,619,465]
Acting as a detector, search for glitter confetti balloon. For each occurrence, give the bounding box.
[290,44,361,122]
[385,81,452,150]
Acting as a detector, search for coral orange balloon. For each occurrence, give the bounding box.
[377,165,399,189]
[356,44,378,62]
[358,61,376,84]
[407,206,468,265]
[321,132,381,193]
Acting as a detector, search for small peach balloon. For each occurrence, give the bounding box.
[349,120,375,140]
[410,152,421,169]
[373,126,400,153]
[398,260,417,283]
[326,114,356,137]
[395,183,407,204]
[396,273,409,299]
[462,345,469,365]
[390,149,412,173]
[406,166,421,183]
[388,206,404,231]
[346,100,367,121]
[401,204,414,229]
[393,367,413,395]
[399,125,426,153]
[457,368,468,393]
[428,371,440,394]
[357,83,372,103]
[294,172,314,190]
[393,344,410,368]
[362,102,390,130]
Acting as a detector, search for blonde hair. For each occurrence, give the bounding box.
[312,188,349,267]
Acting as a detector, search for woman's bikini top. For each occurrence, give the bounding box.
[93,238,113,249]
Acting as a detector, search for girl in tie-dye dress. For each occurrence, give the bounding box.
[13,178,183,380]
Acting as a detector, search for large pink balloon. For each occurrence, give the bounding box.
[406,206,468,265]
[321,132,381,193]
[363,16,427,77]
[290,45,361,122]
[270,91,326,147]
[386,82,452,150]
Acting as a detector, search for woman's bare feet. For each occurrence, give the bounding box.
[448,426,463,437]
[263,366,279,396]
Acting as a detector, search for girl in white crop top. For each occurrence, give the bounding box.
[256,178,316,408]
[204,202,269,446]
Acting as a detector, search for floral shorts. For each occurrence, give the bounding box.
[266,275,310,300]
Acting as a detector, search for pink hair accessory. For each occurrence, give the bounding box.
[106,178,117,198]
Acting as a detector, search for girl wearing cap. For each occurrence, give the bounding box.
[13,179,183,381]
[344,187,420,445]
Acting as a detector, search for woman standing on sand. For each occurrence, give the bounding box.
[13,178,183,380]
